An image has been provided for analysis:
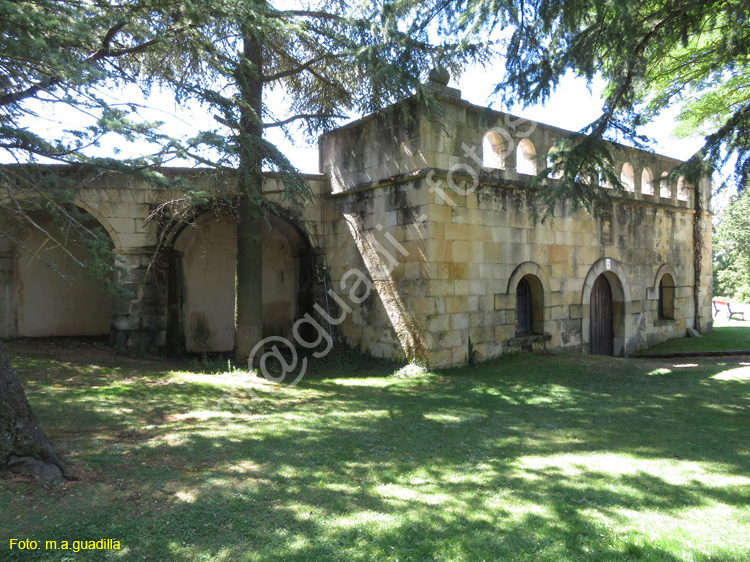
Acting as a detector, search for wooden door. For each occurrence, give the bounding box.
[515,277,532,334]
[590,274,614,355]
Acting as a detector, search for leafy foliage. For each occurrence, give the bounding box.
[0,0,196,284]
[410,0,750,210]
[142,0,480,206]
[714,189,750,301]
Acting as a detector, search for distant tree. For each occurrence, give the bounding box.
[415,0,749,209]
[714,190,750,302]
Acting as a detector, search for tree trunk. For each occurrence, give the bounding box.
[235,198,264,364]
[234,21,265,366]
[0,346,70,481]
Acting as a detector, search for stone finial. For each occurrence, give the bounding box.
[426,65,461,98]
[428,66,450,86]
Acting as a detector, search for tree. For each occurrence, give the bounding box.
[142,0,476,363]
[0,0,475,477]
[714,190,750,302]
[0,0,199,480]
[413,0,749,208]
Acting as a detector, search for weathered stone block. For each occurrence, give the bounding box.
[549,245,570,264]
[427,314,451,332]
[410,297,437,315]
[454,280,469,296]
[494,293,514,310]
[625,300,643,315]
[429,349,453,367]
[439,329,465,348]
[446,296,468,314]
[569,304,589,319]
[449,262,468,280]
[495,325,514,341]
[451,313,469,330]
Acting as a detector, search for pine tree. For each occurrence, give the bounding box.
[0,0,195,480]
[0,0,475,477]
[415,0,750,208]
[144,0,475,363]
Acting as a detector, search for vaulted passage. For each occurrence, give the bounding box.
[172,212,312,353]
[590,274,614,356]
[0,210,113,338]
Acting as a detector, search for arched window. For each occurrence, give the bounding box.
[677,176,688,201]
[641,167,654,195]
[483,132,505,169]
[515,277,533,334]
[660,172,672,199]
[620,162,635,191]
[516,139,537,175]
[658,273,675,320]
[514,274,545,335]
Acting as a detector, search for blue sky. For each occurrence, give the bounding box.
[11,60,705,178]
[266,62,705,174]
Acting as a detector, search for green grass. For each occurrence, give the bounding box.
[639,320,750,354]
[2,339,750,561]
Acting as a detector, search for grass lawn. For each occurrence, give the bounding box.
[1,340,750,562]
[638,318,750,355]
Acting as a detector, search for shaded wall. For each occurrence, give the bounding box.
[174,213,306,353]
[0,212,112,337]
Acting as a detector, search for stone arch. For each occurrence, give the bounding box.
[620,162,635,192]
[658,273,676,319]
[0,206,116,338]
[506,261,551,298]
[652,263,678,291]
[516,138,537,175]
[581,258,630,356]
[581,258,631,305]
[171,206,314,353]
[482,131,506,169]
[72,200,122,250]
[660,172,672,199]
[507,262,549,335]
[641,167,654,195]
[650,264,678,320]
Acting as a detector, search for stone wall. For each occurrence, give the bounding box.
[0,167,328,354]
[317,88,713,366]
[0,86,713,366]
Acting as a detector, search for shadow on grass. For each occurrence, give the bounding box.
[2,344,750,561]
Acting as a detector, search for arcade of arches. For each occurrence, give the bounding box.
[0,82,713,365]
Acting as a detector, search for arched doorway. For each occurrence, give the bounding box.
[590,274,614,355]
[0,209,114,337]
[172,210,312,353]
[514,273,545,335]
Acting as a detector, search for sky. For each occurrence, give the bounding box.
[10,57,706,179]
[263,61,706,175]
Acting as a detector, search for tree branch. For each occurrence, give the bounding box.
[263,113,346,129]
[263,54,334,83]
[272,10,346,23]
[0,21,191,107]
[594,7,685,136]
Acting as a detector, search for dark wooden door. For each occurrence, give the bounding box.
[515,277,532,334]
[590,274,614,355]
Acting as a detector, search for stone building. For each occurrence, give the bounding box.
[0,79,713,366]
